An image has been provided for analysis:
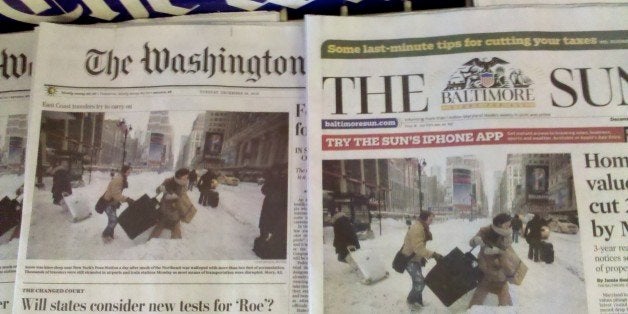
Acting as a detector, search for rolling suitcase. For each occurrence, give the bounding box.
[0,196,19,236]
[118,194,160,239]
[253,234,286,260]
[348,248,389,285]
[207,190,219,208]
[425,247,482,307]
[541,241,554,264]
[62,193,92,223]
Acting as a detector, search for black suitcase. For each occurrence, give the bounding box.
[541,241,554,264]
[253,235,286,259]
[425,247,482,307]
[117,194,160,239]
[0,196,19,236]
[207,190,219,208]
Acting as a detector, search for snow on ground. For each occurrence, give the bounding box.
[0,237,18,259]
[324,218,587,314]
[26,171,265,260]
[0,173,24,199]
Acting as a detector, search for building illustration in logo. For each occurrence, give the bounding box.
[441,57,535,110]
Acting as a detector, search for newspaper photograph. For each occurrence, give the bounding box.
[15,22,307,313]
[0,31,33,314]
[306,4,627,313]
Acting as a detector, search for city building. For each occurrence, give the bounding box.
[548,154,576,215]
[499,153,575,217]
[2,114,27,170]
[182,113,205,169]
[37,112,104,183]
[445,156,488,218]
[145,111,174,171]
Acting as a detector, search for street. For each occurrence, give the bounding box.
[26,171,265,260]
[324,218,586,313]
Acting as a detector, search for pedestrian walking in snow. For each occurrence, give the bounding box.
[100,165,134,243]
[523,214,544,262]
[511,214,523,243]
[197,168,217,206]
[330,205,360,263]
[10,185,24,240]
[254,164,288,259]
[50,160,72,209]
[468,213,516,308]
[401,210,443,309]
[150,168,196,239]
[188,169,198,191]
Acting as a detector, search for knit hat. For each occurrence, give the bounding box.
[492,213,512,227]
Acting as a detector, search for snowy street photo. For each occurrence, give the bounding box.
[27,110,289,260]
[322,154,585,313]
[0,114,27,259]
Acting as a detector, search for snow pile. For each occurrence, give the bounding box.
[0,173,24,199]
[0,237,19,259]
[27,171,265,260]
[324,218,587,313]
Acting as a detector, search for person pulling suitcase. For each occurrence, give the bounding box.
[329,205,360,264]
[468,213,518,308]
[98,165,134,243]
[400,210,443,310]
[150,168,196,240]
[197,168,217,206]
[49,160,72,213]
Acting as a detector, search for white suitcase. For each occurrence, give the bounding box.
[348,248,389,285]
[62,193,92,223]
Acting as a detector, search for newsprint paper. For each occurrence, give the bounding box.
[306,4,627,314]
[3,13,280,314]
[0,31,33,313]
[15,22,307,313]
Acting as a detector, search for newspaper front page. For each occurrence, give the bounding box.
[306,4,627,313]
[0,31,33,313]
[15,22,307,313]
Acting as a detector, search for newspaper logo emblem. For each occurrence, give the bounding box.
[46,86,57,96]
[480,72,494,88]
[441,57,535,110]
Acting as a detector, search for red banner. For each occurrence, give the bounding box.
[322,127,626,151]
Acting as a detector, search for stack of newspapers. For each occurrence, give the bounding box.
[0,4,626,313]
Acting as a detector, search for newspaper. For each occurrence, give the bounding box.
[0,31,33,313]
[306,4,627,313]
[15,22,307,313]
[2,13,279,313]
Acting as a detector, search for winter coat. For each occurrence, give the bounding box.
[258,172,288,237]
[472,225,515,283]
[51,166,72,204]
[511,216,523,232]
[331,212,360,256]
[103,174,129,207]
[197,171,217,191]
[524,216,544,240]
[189,170,198,185]
[402,221,434,262]
[157,177,197,225]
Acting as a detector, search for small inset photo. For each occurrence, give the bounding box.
[0,114,26,259]
[27,110,289,260]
